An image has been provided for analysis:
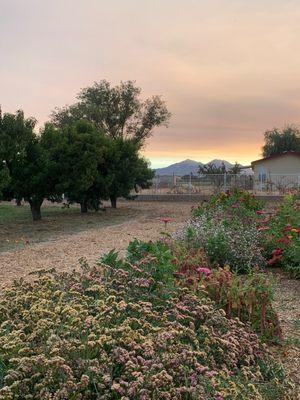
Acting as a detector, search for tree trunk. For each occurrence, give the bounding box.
[80,200,88,213]
[29,200,43,221]
[110,196,117,209]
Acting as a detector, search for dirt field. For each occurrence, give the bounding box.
[0,201,194,288]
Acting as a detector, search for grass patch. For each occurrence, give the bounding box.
[0,202,137,252]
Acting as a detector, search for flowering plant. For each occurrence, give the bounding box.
[259,192,300,278]
[175,207,266,273]
[0,247,291,399]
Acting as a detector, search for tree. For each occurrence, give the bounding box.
[103,138,154,208]
[198,163,228,193]
[198,162,227,175]
[44,121,109,213]
[0,109,36,202]
[9,132,62,220]
[0,163,10,199]
[228,162,242,174]
[0,110,63,220]
[262,125,300,157]
[51,80,171,144]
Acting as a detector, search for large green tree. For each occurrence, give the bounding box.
[51,80,171,144]
[9,131,62,220]
[0,109,36,205]
[44,121,109,213]
[262,125,300,157]
[0,109,35,200]
[0,163,10,199]
[0,109,63,220]
[103,138,154,208]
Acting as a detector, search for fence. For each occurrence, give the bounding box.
[138,173,300,196]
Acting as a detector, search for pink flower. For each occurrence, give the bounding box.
[261,218,269,224]
[160,218,172,228]
[257,226,270,231]
[272,248,283,256]
[277,236,290,245]
[160,217,172,223]
[197,267,211,276]
[283,224,292,232]
[231,203,238,208]
[256,210,264,215]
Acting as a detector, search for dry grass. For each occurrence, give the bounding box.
[0,201,194,288]
[0,201,140,253]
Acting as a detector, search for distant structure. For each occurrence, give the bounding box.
[251,151,300,192]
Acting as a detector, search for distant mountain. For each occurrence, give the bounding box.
[206,159,233,170]
[155,159,235,176]
[155,159,202,176]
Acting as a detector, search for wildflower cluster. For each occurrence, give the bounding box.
[175,206,265,273]
[0,253,289,399]
[193,189,264,218]
[258,192,300,278]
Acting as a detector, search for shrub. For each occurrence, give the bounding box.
[0,255,290,399]
[260,193,300,278]
[175,207,266,273]
[173,262,282,342]
[193,190,264,218]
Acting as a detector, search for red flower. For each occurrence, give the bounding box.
[267,254,282,266]
[160,218,172,223]
[261,218,269,224]
[283,225,292,232]
[256,210,264,215]
[271,248,283,256]
[277,236,290,245]
[160,217,172,229]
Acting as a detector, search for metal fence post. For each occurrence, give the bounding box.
[224,172,227,192]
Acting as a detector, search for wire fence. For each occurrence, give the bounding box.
[138,173,300,196]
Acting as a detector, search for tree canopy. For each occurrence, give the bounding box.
[50,80,171,144]
[102,138,154,208]
[43,121,109,213]
[262,125,300,157]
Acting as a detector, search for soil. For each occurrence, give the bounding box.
[271,272,300,398]
[0,201,194,288]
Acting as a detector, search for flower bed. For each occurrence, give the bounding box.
[0,191,296,398]
[259,192,300,278]
[0,252,290,399]
[175,190,266,273]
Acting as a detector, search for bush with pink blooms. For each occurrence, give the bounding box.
[258,192,300,278]
[0,251,291,399]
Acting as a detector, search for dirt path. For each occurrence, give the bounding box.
[0,202,193,289]
[271,274,300,397]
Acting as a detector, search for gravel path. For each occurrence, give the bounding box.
[272,274,300,397]
[0,202,193,289]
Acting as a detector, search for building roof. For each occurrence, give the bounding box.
[251,151,300,166]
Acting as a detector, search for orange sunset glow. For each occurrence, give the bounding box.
[2,1,300,167]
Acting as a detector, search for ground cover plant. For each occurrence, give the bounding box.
[0,251,291,400]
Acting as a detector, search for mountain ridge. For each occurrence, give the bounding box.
[155,159,235,176]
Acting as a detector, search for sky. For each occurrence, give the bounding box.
[1,0,300,168]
